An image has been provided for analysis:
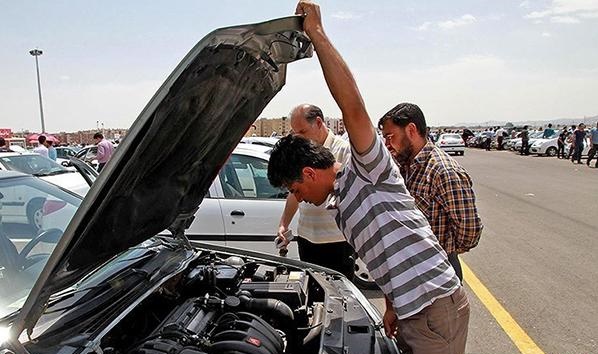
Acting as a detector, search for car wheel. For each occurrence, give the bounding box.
[26,198,45,232]
[353,255,377,290]
[546,147,557,157]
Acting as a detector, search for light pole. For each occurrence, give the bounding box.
[29,48,46,133]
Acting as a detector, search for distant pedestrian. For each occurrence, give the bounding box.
[567,125,576,160]
[557,128,567,159]
[94,132,114,172]
[520,126,530,155]
[543,123,555,139]
[0,138,12,152]
[47,140,57,161]
[587,122,598,168]
[33,135,49,158]
[572,123,586,164]
[495,126,506,150]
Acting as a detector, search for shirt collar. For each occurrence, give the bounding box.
[322,129,335,149]
[409,141,435,170]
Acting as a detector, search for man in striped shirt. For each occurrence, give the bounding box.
[267,2,470,353]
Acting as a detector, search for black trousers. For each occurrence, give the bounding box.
[497,137,503,150]
[587,144,598,166]
[573,145,584,163]
[557,143,565,159]
[297,237,355,280]
[521,140,530,155]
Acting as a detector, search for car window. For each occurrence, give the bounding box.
[218,154,287,200]
[0,176,81,318]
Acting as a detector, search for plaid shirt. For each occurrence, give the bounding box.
[399,142,483,254]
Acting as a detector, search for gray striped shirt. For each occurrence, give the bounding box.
[329,136,460,319]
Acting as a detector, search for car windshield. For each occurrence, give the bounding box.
[0,176,81,319]
[0,155,68,176]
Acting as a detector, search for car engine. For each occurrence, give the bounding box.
[100,252,339,354]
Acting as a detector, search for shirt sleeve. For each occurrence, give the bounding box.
[96,143,106,161]
[434,167,483,253]
[350,135,397,185]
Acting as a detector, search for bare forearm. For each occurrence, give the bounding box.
[280,194,299,227]
[308,30,375,153]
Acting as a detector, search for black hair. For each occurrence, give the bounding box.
[268,134,335,188]
[377,102,427,137]
[93,132,104,139]
[38,135,46,144]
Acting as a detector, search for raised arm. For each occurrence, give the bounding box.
[296,1,376,154]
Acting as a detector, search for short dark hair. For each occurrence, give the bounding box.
[38,135,46,144]
[548,123,553,128]
[268,134,335,188]
[93,132,104,139]
[377,102,427,137]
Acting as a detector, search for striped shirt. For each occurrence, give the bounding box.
[298,130,350,243]
[400,142,483,255]
[329,135,460,319]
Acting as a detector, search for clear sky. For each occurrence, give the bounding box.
[1,0,597,132]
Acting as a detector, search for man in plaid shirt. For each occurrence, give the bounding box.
[378,103,483,281]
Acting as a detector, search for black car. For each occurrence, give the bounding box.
[0,16,400,354]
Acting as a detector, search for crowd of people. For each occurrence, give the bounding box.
[269,2,483,353]
[461,122,598,168]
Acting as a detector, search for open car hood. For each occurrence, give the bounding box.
[13,16,312,340]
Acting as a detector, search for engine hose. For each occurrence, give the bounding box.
[238,295,295,322]
[303,303,324,345]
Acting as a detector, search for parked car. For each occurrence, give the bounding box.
[187,143,376,289]
[0,152,93,197]
[55,146,78,166]
[0,152,96,232]
[435,133,465,155]
[73,145,99,169]
[0,16,400,354]
[530,132,560,156]
[512,131,543,152]
[240,136,280,148]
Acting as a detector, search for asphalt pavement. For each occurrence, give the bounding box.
[366,147,598,354]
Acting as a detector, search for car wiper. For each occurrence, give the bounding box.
[33,169,73,177]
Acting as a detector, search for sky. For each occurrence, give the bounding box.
[1,0,597,133]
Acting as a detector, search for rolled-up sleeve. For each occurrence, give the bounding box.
[435,168,483,253]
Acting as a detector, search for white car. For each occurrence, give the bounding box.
[0,152,95,230]
[183,144,377,289]
[435,133,465,155]
[239,136,280,148]
[530,132,560,156]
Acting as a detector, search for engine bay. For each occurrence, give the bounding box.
[98,250,378,354]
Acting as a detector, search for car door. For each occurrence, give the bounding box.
[183,182,227,246]
[217,152,299,258]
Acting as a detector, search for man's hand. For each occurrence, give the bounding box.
[295,0,323,38]
[276,225,291,248]
[383,308,399,338]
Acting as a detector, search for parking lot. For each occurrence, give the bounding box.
[366,147,598,354]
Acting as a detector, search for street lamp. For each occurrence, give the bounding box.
[29,48,46,133]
